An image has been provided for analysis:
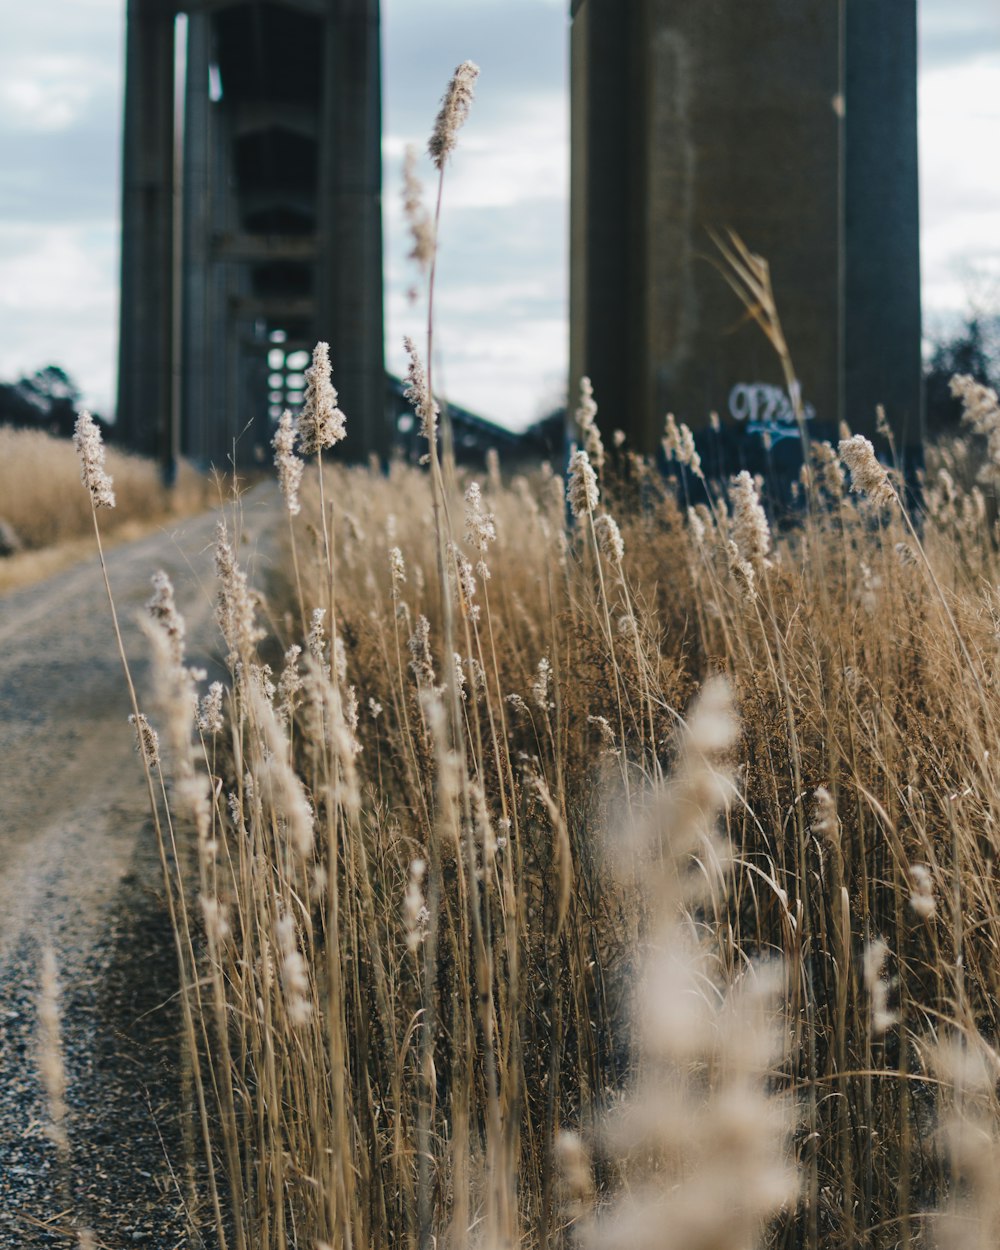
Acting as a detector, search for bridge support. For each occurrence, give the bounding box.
[117,0,177,468]
[569,0,922,458]
[117,0,386,471]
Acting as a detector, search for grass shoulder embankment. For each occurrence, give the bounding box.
[0,427,214,594]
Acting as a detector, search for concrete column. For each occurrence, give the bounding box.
[570,0,921,459]
[844,0,922,449]
[181,10,213,465]
[318,0,386,461]
[569,1,644,444]
[117,0,177,466]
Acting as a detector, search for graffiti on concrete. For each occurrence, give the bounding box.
[728,382,816,443]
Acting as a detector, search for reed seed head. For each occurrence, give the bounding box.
[403,337,439,454]
[728,470,771,569]
[863,939,897,1035]
[129,712,161,768]
[464,481,496,556]
[402,144,435,272]
[273,409,303,515]
[568,449,599,518]
[298,342,346,455]
[198,681,225,734]
[404,857,428,951]
[575,376,605,472]
[73,409,115,509]
[428,61,480,170]
[594,512,624,564]
[839,435,896,508]
[909,864,936,919]
[147,569,186,667]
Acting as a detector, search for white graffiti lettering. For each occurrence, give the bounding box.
[728,382,816,429]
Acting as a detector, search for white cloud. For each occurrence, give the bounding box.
[0,224,118,411]
[919,54,1000,314]
[0,54,115,133]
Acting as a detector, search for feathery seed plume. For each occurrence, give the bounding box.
[298,342,346,454]
[863,939,896,1035]
[811,440,845,497]
[464,481,496,552]
[663,413,704,478]
[147,569,186,667]
[839,435,895,508]
[594,512,624,564]
[129,712,161,768]
[408,615,435,687]
[575,376,605,472]
[215,522,265,664]
[389,546,407,604]
[728,470,772,569]
[403,337,439,454]
[200,894,230,944]
[404,857,428,951]
[277,912,312,1026]
[73,410,116,509]
[402,144,435,272]
[555,1130,595,1225]
[909,863,936,919]
[452,546,480,622]
[568,449,599,518]
[531,656,553,712]
[428,61,480,170]
[197,681,225,734]
[895,541,918,568]
[726,540,756,600]
[810,786,840,845]
[306,608,326,663]
[951,373,1000,474]
[588,679,796,1250]
[272,409,303,514]
[276,647,303,725]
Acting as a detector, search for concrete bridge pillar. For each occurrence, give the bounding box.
[117,0,385,471]
[570,0,922,460]
[117,0,177,467]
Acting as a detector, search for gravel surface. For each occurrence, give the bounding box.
[0,487,278,1247]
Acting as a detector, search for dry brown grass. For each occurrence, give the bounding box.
[95,420,1000,1250]
[67,61,1000,1250]
[0,425,211,557]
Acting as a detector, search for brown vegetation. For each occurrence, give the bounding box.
[0,427,210,585]
[58,60,1000,1250]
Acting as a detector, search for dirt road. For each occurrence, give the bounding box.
[0,486,279,1246]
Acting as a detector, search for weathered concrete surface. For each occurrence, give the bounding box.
[570,0,921,455]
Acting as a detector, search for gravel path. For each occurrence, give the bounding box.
[0,487,279,1247]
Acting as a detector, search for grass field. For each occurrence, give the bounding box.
[51,61,1000,1250]
[76,377,1000,1250]
[0,426,212,592]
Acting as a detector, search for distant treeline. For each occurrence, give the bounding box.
[0,365,111,442]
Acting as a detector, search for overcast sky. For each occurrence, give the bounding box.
[0,0,997,429]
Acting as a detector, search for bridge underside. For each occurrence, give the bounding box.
[117,0,385,471]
